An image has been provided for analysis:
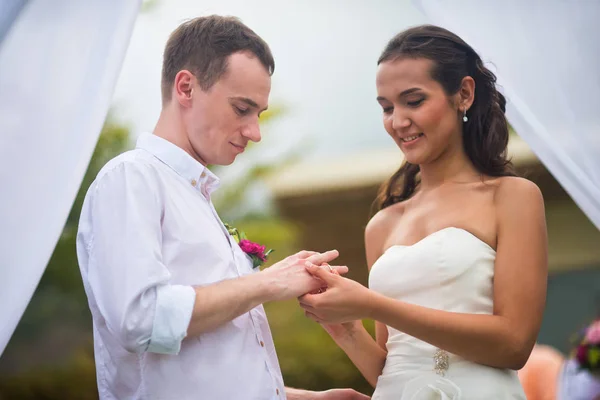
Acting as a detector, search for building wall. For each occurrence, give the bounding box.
[540,267,600,353]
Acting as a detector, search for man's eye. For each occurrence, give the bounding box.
[234,106,249,115]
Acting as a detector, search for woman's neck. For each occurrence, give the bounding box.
[419,145,481,191]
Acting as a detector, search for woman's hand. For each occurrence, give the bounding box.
[298,264,387,388]
[298,263,373,324]
[301,263,369,345]
[321,321,365,346]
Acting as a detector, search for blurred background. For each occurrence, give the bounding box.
[1,0,599,398]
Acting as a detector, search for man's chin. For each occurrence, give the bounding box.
[211,156,236,166]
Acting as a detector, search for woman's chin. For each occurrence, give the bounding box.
[402,151,428,166]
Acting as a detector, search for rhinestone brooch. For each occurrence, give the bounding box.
[434,349,450,376]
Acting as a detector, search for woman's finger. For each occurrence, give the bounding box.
[304,310,322,323]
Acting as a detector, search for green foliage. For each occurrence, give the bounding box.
[141,0,161,13]
[0,347,98,400]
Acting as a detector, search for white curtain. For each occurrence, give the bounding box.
[0,1,28,48]
[414,0,600,230]
[0,0,141,355]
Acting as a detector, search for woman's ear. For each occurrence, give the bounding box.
[459,76,475,112]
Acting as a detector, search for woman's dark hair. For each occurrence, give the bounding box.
[374,25,515,213]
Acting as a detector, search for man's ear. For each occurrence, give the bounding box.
[173,70,195,107]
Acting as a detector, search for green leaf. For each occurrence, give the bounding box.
[251,255,262,269]
[589,347,600,367]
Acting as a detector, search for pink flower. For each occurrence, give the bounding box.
[576,344,588,365]
[585,320,600,343]
[239,239,267,261]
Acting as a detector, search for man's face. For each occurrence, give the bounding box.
[181,51,271,166]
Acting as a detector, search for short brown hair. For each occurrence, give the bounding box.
[161,15,275,103]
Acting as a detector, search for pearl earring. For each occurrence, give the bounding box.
[463,109,468,122]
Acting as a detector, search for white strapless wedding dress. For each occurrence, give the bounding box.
[369,227,526,399]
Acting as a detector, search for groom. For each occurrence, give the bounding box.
[76,15,369,400]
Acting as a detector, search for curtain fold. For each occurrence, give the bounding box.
[0,0,141,355]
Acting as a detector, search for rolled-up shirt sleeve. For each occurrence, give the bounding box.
[86,161,195,355]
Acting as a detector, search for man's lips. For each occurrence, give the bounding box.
[230,142,246,152]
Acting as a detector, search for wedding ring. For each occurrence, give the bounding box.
[324,263,334,273]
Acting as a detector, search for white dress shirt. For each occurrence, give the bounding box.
[76,133,285,400]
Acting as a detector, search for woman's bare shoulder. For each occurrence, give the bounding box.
[491,176,543,204]
[366,202,405,238]
[490,176,545,233]
[365,202,406,266]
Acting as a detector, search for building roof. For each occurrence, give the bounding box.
[266,136,539,198]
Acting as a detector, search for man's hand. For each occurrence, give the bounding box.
[315,388,371,399]
[260,250,348,302]
[187,250,347,337]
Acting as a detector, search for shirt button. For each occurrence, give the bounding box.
[191,179,197,186]
[201,172,206,178]
[260,340,264,347]
[276,388,280,395]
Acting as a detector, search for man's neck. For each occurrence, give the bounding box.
[153,109,207,166]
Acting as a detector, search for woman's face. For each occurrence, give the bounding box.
[376,57,463,165]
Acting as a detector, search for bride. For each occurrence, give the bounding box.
[299,25,547,399]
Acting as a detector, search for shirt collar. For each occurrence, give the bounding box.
[136,132,220,195]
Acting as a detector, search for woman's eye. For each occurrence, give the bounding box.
[407,99,424,107]
[382,107,393,114]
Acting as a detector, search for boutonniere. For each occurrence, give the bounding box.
[572,319,600,376]
[224,223,274,269]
